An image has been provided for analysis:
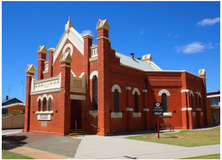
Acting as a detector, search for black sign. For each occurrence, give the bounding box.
[153,102,163,116]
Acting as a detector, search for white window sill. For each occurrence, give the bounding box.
[35,111,53,114]
[133,112,141,118]
[111,112,122,118]
[89,110,98,118]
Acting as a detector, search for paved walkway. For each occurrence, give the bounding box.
[74,135,220,159]
[2,126,220,159]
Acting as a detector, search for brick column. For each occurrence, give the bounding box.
[60,52,72,135]
[37,46,47,80]
[126,87,133,132]
[96,19,111,136]
[48,48,55,77]
[83,34,94,130]
[24,64,36,132]
[143,89,150,130]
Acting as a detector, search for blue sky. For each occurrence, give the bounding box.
[2,1,220,101]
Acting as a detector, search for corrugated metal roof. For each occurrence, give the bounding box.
[116,52,162,71]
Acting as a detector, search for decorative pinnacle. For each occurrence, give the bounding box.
[65,16,74,33]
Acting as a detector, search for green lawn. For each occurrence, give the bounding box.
[182,154,220,159]
[2,150,33,159]
[127,127,220,147]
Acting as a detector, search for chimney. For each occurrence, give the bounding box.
[130,53,134,59]
[137,57,141,60]
[6,95,9,100]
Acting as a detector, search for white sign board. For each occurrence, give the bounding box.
[37,114,51,121]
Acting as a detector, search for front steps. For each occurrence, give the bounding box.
[69,129,94,137]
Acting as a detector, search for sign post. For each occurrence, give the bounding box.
[153,102,163,139]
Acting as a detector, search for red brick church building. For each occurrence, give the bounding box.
[25,18,212,136]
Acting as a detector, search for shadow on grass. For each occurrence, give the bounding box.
[2,135,27,150]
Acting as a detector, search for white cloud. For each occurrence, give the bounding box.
[174,34,179,38]
[175,42,213,54]
[197,17,220,26]
[80,30,93,36]
[139,29,145,35]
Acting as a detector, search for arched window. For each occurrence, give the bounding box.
[38,99,41,111]
[199,96,201,108]
[191,94,194,109]
[114,89,119,112]
[43,97,47,111]
[162,93,168,112]
[48,98,52,111]
[92,76,98,110]
[134,92,139,112]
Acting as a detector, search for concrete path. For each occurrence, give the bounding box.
[74,135,220,159]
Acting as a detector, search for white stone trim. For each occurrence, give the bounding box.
[132,88,140,95]
[201,112,203,116]
[126,108,133,111]
[195,91,202,98]
[89,110,98,118]
[143,89,148,92]
[181,108,193,111]
[60,65,71,68]
[111,112,123,118]
[196,108,201,111]
[35,111,53,114]
[133,112,141,117]
[111,84,121,93]
[97,36,110,41]
[90,71,98,79]
[189,90,194,96]
[37,96,42,101]
[47,95,53,100]
[70,94,86,100]
[31,88,61,95]
[62,43,74,56]
[143,108,149,111]
[181,89,189,93]
[158,89,170,96]
[192,112,196,116]
[126,86,131,90]
[89,56,98,62]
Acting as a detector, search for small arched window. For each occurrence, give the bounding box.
[48,98,52,111]
[191,94,194,109]
[134,92,139,112]
[162,93,168,112]
[38,99,41,111]
[199,96,201,108]
[114,89,119,112]
[43,97,47,111]
[92,76,98,110]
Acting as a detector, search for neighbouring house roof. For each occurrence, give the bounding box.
[207,91,220,98]
[2,98,24,107]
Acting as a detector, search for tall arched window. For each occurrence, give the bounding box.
[43,97,47,111]
[162,93,168,112]
[92,76,98,110]
[134,92,139,112]
[114,89,119,112]
[38,99,41,111]
[191,94,194,109]
[199,96,202,108]
[48,98,52,111]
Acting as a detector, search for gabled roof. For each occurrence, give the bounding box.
[116,52,162,71]
[53,19,84,65]
[2,98,23,106]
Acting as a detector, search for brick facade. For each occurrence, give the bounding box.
[25,18,212,136]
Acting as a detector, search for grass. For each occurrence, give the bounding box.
[182,153,220,159]
[2,150,33,159]
[127,127,220,147]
